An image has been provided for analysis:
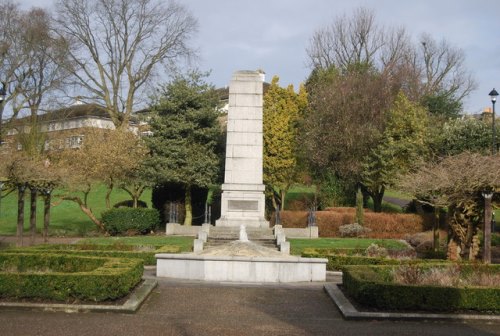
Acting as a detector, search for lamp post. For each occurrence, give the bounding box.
[489,88,498,154]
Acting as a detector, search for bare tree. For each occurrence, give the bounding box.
[418,33,476,102]
[307,7,385,70]
[0,2,69,142]
[397,152,500,261]
[54,0,198,128]
[306,7,475,105]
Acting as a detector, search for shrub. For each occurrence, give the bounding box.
[102,208,160,235]
[0,253,143,302]
[365,243,388,258]
[339,223,372,237]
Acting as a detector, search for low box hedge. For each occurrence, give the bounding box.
[302,251,402,271]
[342,264,500,313]
[0,253,143,302]
[4,244,181,266]
[302,250,446,271]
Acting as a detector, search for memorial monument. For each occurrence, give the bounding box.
[216,70,269,228]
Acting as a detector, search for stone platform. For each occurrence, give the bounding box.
[156,234,327,283]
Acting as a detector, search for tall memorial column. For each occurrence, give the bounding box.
[216,70,269,228]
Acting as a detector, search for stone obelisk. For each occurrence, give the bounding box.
[216,70,269,228]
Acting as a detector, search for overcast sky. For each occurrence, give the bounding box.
[21,0,500,114]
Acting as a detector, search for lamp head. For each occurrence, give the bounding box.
[490,88,499,103]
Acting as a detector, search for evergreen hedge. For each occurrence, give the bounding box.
[0,253,143,302]
[302,250,446,271]
[102,208,160,235]
[342,264,500,313]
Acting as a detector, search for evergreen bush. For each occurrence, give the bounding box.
[102,208,160,235]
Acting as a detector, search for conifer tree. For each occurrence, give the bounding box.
[143,71,222,225]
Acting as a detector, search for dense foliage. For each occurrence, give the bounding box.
[102,208,160,235]
[263,76,307,210]
[143,71,224,225]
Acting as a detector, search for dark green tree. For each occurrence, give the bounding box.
[143,71,223,226]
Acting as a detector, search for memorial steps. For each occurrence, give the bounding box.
[204,227,278,250]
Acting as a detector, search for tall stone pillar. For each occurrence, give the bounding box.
[216,70,269,228]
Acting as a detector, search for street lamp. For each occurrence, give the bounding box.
[0,82,6,146]
[489,88,498,154]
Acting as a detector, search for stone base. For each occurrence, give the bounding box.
[155,253,327,283]
[215,217,269,228]
[216,187,268,228]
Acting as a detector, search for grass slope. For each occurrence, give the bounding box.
[0,185,152,236]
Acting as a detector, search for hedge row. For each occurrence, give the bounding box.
[4,244,181,265]
[302,251,402,271]
[0,253,143,302]
[277,210,427,238]
[343,264,500,313]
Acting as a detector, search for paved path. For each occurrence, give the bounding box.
[0,277,498,336]
[382,196,411,208]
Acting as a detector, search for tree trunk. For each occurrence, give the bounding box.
[29,187,37,246]
[43,192,51,243]
[433,207,440,252]
[105,182,114,209]
[372,187,385,213]
[16,185,26,247]
[122,184,145,208]
[280,189,287,211]
[62,195,105,231]
[184,186,192,226]
[483,195,492,264]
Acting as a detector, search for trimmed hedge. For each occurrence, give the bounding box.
[278,209,428,239]
[0,253,143,302]
[343,264,500,313]
[302,251,402,271]
[302,250,446,271]
[102,208,160,235]
[4,244,181,265]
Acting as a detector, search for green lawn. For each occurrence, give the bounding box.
[0,184,152,236]
[77,236,194,252]
[289,238,409,255]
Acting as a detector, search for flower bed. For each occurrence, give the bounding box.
[0,253,143,302]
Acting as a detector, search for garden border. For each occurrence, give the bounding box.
[324,283,500,322]
[0,278,157,313]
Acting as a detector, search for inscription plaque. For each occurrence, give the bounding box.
[228,200,258,211]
